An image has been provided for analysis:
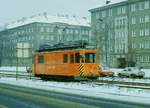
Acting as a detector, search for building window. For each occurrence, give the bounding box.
[131,17,136,24]
[96,12,99,19]
[69,29,73,34]
[139,2,145,10]
[50,35,54,40]
[117,8,121,15]
[85,30,89,35]
[140,56,144,62]
[145,41,149,49]
[46,28,50,32]
[132,43,136,49]
[140,15,150,23]
[131,4,136,12]
[41,35,44,40]
[75,30,79,34]
[40,27,44,32]
[66,29,69,34]
[140,29,144,36]
[108,9,112,16]
[145,28,150,36]
[145,15,149,22]
[146,56,150,62]
[132,30,136,37]
[102,11,106,17]
[140,17,144,23]
[46,36,49,40]
[50,28,54,32]
[144,1,149,9]
[122,6,126,14]
[140,42,144,49]
[102,23,105,29]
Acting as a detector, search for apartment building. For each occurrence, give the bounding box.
[0,14,90,66]
[89,0,150,68]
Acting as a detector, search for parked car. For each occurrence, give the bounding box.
[117,67,145,78]
[98,66,114,77]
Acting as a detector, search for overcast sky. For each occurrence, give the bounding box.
[0,0,124,26]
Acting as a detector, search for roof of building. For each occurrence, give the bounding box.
[89,0,129,12]
[5,14,90,29]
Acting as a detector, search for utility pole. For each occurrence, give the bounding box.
[98,19,109,67]
[62,26,68,43]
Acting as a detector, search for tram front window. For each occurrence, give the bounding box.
[75,53,96,63]
[85,53,96,63]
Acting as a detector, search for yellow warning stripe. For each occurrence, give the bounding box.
[78,64,85,77]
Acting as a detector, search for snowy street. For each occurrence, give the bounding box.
[0,81,150,108]
[0,77,150,107]
[0,66,150,107]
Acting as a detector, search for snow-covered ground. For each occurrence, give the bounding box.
[0,66,150,83]
[0,77,150,105]
[99,77,150,84]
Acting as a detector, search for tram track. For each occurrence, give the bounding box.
[0,71,39,80]
[95,78,150,90]
[0,71,150,90]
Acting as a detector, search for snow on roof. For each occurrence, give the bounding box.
[6,14,90,29]
[89,0,127,12]
[106,0,127,5]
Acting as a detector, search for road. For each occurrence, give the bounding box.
[0,83,149,108]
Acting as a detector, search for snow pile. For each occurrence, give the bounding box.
[0,77,150,105]
[0,66,26,72]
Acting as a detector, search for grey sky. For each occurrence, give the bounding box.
[0,0,124,26]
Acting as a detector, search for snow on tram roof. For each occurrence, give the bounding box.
[6,14,90,29]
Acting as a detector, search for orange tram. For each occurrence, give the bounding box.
[32,41,100,81]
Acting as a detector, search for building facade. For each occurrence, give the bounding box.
[89,0,150,68]
[0,14,90,66]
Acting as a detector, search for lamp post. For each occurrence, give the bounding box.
[98,18,109,67]
[62,26,68,43]
[54,25,59,43]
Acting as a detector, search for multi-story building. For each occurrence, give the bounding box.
[0,14,90,66]
[89,0,150,68]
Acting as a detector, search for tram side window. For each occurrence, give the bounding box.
[38,55,44,64]
[70,54,74,64]
[75,53,80,63]
[63,54,68,63]
[85,53,96,63]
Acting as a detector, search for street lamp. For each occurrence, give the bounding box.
[53,25,59,43]
[98,18,109,67]
[62,26,68,43]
